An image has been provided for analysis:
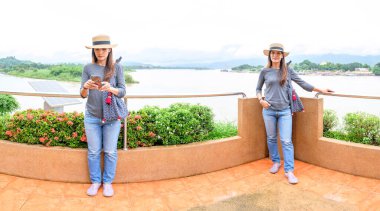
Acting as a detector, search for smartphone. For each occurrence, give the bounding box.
[90,75,103,88]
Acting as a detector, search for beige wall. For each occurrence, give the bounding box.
[1,97,379,182]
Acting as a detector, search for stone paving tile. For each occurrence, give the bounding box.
[345,175,380,193]
[126,195,170,210]
[193,183,233,205]
[162,190,203,210]
[5,177,41,195]
[20,195,66,211]
[0,180,10,189]
[205,169,237,185]
[222,179,256,196]
[123,181,158,197]
[224,163,262,179]
[244,173,282,190]
[0,174,17,185]
[60,197,99,211]
[375,183,380,194]
[94,194,131,210]
[181,174,213,191]
[0,188,32,211]
[246,158,272,172]
[33,180,67,198]
[358,193,380,210]
[63,183,90,198]
[0,158,379,210]
[329,186,371,205]
[151,178,188,194]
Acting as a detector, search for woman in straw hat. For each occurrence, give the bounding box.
[256,43,333,184]
[80,34,126,196]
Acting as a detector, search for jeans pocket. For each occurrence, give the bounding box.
[84,113,101,124]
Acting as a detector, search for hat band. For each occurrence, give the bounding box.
[270,47,284,51]
[93,40,111,45]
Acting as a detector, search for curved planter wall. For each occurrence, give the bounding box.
[2,98,379,183]
[0,135,263,183]
[0,98,268,183]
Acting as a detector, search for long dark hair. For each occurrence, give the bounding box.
[92,49,115,82]
[265,51,288,86]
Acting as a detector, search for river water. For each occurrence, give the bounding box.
[1,70,379,123]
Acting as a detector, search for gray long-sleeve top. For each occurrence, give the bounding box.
[80,63,126,118]
[256,68,314,110]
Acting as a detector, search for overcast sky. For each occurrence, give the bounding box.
[1,0,379,64]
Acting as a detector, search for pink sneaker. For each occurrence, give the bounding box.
[103,183,114,197]
[87,183,101,196]
[269,162,281,174]
[285,171,298,184]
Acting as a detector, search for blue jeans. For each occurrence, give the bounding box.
[84,112,121,183]
[262,107,294,172]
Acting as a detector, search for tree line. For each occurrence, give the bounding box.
[231,64,263,72]
[0,56,138,83]
[232,60,380,75]
[293,60,371,71]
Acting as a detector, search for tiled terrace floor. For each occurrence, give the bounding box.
[0,158,379,210]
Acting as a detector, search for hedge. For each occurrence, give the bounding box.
[2,103,236,149]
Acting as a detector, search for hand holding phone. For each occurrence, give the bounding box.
[90,75,103,88]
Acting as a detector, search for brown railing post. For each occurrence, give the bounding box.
[123,98,128,151]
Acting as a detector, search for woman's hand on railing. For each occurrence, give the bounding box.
[313,88,334,94]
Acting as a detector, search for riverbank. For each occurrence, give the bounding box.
[298,70,375,76]
[228,69,376,76]
[2,69,139,84]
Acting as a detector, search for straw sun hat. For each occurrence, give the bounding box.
[263,43,289,57]
[85,34,117,49]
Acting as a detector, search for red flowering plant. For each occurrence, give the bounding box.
[0,114,11,140]
[4,109,86,148]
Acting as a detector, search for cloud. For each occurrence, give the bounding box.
[1,0,380,63]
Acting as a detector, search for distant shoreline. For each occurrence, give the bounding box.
[228,70,377,76]
[296,71,375,76]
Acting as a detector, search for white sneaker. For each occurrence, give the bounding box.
[285,171,298,184]
[269,162,281,174]
[87,183,101,196]
[103,183,114,197]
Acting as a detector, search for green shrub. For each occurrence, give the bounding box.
[323,130,348,141]
[323,109,338,133]
[323,110,380,146]
[0,94,19,115]
[125,73,139,84]
[372,63,380,76]
[344,112,380,145]
[204,122,237,140]
[124,103,214,147]
[152,103,214,145]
